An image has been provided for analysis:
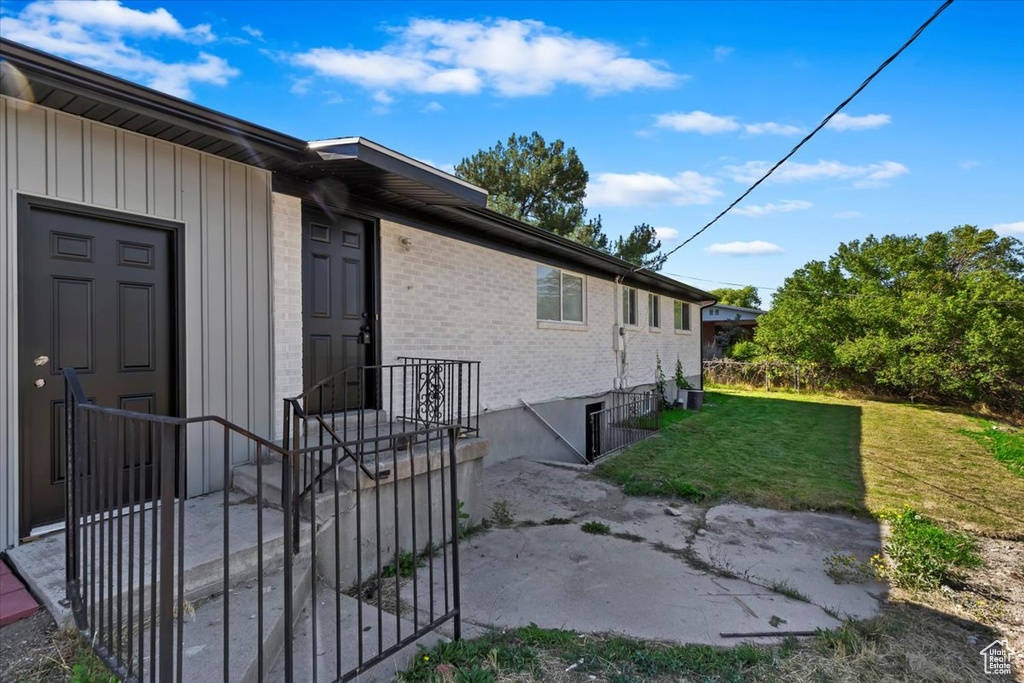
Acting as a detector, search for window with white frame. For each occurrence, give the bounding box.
[648,293,661,328]
[674,300,691,331]
[622,286,638,326]
[536,265,585,323]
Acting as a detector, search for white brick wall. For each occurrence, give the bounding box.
[268,197,703,422]
[271,192,303,438]
[379,219,702,412]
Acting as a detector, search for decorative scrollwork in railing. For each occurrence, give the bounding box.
[415,362,446,425]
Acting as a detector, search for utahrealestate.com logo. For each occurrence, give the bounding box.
[980,640,1015,676]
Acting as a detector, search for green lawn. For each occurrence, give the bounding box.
[595,388,1024,538]
[596,390,866,516]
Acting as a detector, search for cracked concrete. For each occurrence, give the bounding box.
[404,458,884,646]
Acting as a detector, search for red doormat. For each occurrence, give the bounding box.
[0,557,40,626]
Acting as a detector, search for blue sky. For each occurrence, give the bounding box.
[3,0,1022,304]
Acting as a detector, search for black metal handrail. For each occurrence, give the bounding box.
[64,367,464,683]
[284,359,480,503]
[64,368,300,682]
[586,389,662,462]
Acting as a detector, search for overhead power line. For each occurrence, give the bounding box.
[640,0,956,270]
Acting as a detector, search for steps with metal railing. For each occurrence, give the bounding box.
[231,433,489,523]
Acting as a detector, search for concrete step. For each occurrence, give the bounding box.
[7,490,312,627]
[142,556,315,683]
[283,410,390,448]
[232,437,489,524]
[268,585,446,683]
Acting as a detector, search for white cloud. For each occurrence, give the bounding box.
[959,160,981,170]
[713,45,734,61]
[422,101,445,113]
[827,113,892,131]
[725,159,909,188]
[833,211,862,219]
[292,18,678,98]
[655,111,739,134]
[654,227,679,242]
[242,25,263,40]
[2,0,236,99]
[586,171,721,207]
[732,199,813,217]
[372,90,395,105]
[705,240,785,256]
[852,161,910,189]
[290,77,312,95]
[655,111,803,136]
[988,221,1024,237]
[744,121,805,136]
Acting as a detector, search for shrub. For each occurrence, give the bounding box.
[874,505,982,590]
[726,340,761,362]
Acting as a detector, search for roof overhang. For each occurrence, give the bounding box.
[303,138,488,208]
[0,38,313,171]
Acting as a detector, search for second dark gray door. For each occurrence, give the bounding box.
[302,206,374,411]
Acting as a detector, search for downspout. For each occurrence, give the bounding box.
[614,274,625,390]
[698,300,716,391]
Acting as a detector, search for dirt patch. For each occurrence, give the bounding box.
[0,611,57,681]
[0,610,110,682]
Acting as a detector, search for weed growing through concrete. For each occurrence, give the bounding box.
[824,552,876,584]
[381,552,425,579]
[489,498,516,527]
[581,521,611,535]
[768,579,811,603]
[542,517,572,526]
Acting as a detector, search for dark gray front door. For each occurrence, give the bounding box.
[302,206,374,411]
[18,197,177,534]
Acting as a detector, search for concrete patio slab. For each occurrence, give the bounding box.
[692,504,887,620]
[411,525,840,646]
[401,458,884,647]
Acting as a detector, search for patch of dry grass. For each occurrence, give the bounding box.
[779,602,1010,683]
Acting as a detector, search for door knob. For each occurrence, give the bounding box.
[34,355,49,367]
[34,379,46,388]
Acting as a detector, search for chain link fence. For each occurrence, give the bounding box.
[702,359,838,393]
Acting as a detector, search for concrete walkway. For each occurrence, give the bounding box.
[405,459,885,646]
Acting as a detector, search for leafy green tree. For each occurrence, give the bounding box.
[456,133,666,269]
[455,132,588,236]
[755,225,1024,408]
[710,286,762,309]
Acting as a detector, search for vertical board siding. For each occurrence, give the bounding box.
[89,124,117,207]
[0,96,275,547]
[53,114,83,201]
